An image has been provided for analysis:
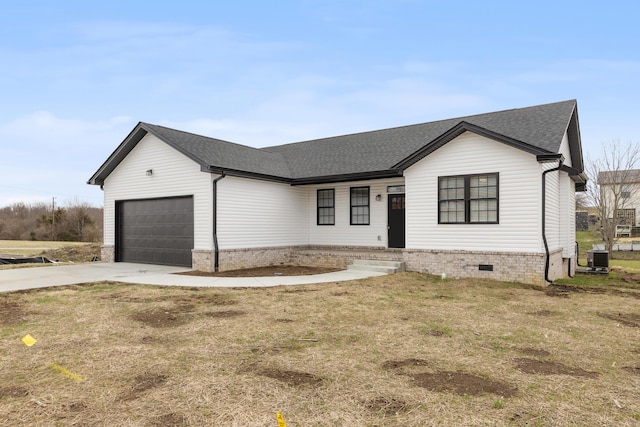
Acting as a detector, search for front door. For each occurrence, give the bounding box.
[388,194,405,248]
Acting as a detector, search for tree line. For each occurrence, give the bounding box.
[0,200,103,242]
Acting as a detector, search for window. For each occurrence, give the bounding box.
[439,173,498,224]
[317,189,335,225]
[350,187,370,225]
[621,186,631,199]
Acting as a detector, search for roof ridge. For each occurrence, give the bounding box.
[263,99,577,150]
[142,122,274,155]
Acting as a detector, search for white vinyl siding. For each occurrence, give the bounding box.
[102,134,212,249]
[306,178,404,247]
[558,131,579,257]
[216,176,308,249]
[558,132,572,167]
[544,166,561,251]
[560,174,576,258]
[404,132,542,252]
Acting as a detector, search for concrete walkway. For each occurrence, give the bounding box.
[0,262,387,293]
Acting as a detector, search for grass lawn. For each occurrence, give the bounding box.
[575,230,640,271]
[1,273,639,426]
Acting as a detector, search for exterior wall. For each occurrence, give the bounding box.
[305,178,405,248]
[404,247,564,285]
[558,132,572,167]
[560,174,576,258]
[544,166,561,251]
[102,133,213,250]
[218,246,296,271]
[292,246,404,269]
[404,132,543,253]
[198,245,403,272]
[101,245,114,262]
[216,176,309,249]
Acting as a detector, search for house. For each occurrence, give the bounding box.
[88,99,587,285]
[597,169,640,237]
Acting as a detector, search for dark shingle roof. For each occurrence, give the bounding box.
[88,99,581,186]
[598,169,640,185]
[264,99,578,178]
[143,124,292,178]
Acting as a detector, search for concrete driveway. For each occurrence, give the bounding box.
[0,262,386,293]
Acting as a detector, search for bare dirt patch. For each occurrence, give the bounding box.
[364,397,409,415]
[131,308,192,328]
[178,265,340,277]
[382,358,430,370]
[618,270,640,286]
[0,386,29,399]
[203,309,246,318]
[279,287,320,294]
[597,312,640,327]
[109,293,237,306]
[252,368,324,387]
[411,371,517,397]
[514,358,599,377]
[0,297,25,325]
[544,287,571,298]
[120,373,168,401]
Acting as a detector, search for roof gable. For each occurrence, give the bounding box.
[88,123,292,185]
[392,121,550,171]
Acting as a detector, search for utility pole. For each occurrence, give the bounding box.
[51,196,56,241]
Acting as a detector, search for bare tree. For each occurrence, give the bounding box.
[585,140,640,256]
[63,198,102,242]
[575,191,591,211]
[0,200,103,242]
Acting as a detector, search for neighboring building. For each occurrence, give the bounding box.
[597,169,640,236]
[88,100,587,284]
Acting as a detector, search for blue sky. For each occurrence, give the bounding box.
[1,0,639,207]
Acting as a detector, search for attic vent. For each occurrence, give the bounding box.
[479,264,493,271]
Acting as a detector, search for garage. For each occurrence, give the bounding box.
[115,196,194,267]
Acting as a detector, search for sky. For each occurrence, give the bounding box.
[1,0,639,208]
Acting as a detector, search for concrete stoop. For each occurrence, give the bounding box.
[347,259,405,274]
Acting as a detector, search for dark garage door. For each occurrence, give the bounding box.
[116,196,194,267]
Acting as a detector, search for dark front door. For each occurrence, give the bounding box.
[388,194,405,248]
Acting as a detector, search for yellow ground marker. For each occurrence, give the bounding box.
[276,412,287,427]
[48,363,84,381]
[21,334,37,346]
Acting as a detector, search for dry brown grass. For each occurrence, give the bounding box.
[1,273,640,426]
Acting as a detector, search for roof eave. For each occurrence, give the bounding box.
[204,165,292,183]
[291,170,403,186]
[566,103,584,172]
[87,122,148,186]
